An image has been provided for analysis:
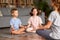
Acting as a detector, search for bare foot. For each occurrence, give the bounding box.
[30,30,36,33]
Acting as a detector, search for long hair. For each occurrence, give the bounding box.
[51,0,60,13]
[58,4,60,13]
[51,0,58,3]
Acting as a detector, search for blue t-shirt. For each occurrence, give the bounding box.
[10,18,22,30]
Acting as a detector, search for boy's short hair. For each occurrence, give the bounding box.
[11,8,18,14]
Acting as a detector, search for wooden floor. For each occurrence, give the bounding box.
[0,28,46,40]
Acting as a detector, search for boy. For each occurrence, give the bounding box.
[10,8,25,34]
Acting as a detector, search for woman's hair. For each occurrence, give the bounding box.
[53,2,59,8]
[57,1,60,13]
[51,0,58,3]
[51,0,60,3]
[51,0,60,13]
[30,8,39,16]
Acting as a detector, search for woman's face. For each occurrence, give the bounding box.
[32,9,38,16]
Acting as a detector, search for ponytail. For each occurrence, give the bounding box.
[51,0,60,13]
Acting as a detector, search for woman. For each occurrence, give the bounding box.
[36,0,60,40]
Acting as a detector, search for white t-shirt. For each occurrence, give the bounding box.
[28,16,42,29]
[48,11,60,39]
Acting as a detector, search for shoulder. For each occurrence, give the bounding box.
[28,16,33,21]
[49,11,59,18]
[50,11,58,16]
[37,16,40,18]
[37,16,42,21]
[37,16,41,19]
[10,18,14,23]
[17,18,20,20]
[29,16,33,19]
[10,18,14,21]
[48,11,59,22]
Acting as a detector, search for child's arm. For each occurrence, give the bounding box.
[38,17,44,29]
[27,23,31,28]
[10,25,15,31]
[19,19,26,28]
[27,17,32,28]
[20,25,23,27]
[19,24,27,29]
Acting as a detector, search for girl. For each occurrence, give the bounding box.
[26,8,43,33]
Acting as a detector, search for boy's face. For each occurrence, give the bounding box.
[12,10,18,17]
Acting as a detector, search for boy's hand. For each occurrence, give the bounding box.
[11,26,15,31]
[11,28,15,31]
[20,25,24,27]
[20,25,27,29]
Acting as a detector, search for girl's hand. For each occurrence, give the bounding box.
[24,25,27,29]
[32,27,36,31]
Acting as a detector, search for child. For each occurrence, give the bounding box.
[10,8,25,34]
[26,8,43,33]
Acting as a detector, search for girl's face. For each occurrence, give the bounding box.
[32,9,38,16]
[12,10,18,17]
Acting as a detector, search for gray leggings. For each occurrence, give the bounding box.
[36,29,56,40]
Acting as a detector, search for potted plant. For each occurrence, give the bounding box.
[34,0,52,17]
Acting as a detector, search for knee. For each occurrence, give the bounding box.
[11,31,15,34]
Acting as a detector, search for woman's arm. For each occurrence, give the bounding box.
[44,20,52,29]
[39,20,52,29]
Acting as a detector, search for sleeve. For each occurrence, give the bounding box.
[10,19,14,28]
[28,18,31,25]
[48,12,56,23]
[19,19,22,26]
[10,19,13,26]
